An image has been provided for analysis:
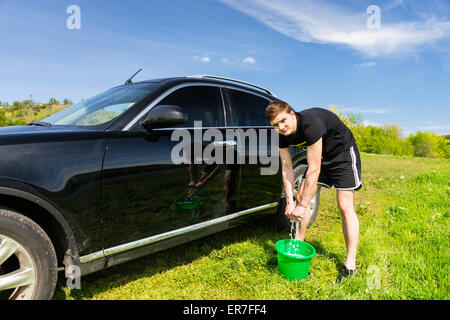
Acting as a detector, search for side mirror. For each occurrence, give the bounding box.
[140,105,187,130]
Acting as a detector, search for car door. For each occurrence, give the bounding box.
[101,84,240,250]
[225,88,281,211]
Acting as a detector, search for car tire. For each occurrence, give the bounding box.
[0,208,58,300]
[274,164,321,231]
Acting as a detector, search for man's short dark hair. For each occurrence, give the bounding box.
[265,100,293,123]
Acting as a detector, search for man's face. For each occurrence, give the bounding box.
[270,110,297,136]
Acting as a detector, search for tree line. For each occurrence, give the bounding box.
[0,98,72,108]
[330,105,450,159]
[0,98,72,127]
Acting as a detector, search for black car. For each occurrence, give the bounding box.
[0,74,321,299]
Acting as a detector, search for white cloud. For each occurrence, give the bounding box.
[363,120,382,127]
[384,0,406,11]
[193,55,211,62]
[355,61,376,68]
[418,123,450,131]
[360,108,391,114]
[344,107,391,114]
[243,56,256,64]
[219,0,450,57]
[221,58,231,64]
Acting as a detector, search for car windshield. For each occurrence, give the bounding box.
[42,83,159,127]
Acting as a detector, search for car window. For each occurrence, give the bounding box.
[42,83,159,128]
[43,83,157,127]
[154,85,225,128]
[228,89,270,127]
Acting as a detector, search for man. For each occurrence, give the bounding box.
[266,101,362,283]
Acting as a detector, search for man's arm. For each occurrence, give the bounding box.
[297,138,322,207]
[290,138,322,221]
[279,147,296,216]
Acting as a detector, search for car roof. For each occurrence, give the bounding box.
[131,75,278,100]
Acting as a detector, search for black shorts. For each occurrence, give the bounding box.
[304,143,363,191]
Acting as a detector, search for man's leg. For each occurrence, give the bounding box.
[336,190,359,270]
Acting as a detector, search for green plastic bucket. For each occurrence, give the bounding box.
[275,239,316,281]
[174,196,202,212]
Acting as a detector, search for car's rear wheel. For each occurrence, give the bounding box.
[274,164,321,230]
[0,208,58,300]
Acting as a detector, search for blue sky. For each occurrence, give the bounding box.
[0,0,449,136]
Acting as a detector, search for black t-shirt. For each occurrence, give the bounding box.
[278,108,355,161]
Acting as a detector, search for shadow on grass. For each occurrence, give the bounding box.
[309,239,343,270]
[53,215,285,300]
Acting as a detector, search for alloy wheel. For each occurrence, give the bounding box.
[0,235,36,300]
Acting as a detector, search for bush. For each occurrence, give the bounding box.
[63,98,73,105]
[358,126,387,154]
[13,119,27,126]
[48,98,60,105]
[329,105,448,159]
[408,132,449,158]
[0,109,7,126]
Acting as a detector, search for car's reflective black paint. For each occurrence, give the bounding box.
[0,125,107,256]
[101,127,240,251]
[0,77,307,277]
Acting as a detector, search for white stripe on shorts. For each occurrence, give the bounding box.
[349,146,361,187]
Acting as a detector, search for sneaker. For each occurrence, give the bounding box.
[335,266,355,284]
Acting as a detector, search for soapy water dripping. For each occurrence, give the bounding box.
[289,220,298,240]
[287,220,304,257]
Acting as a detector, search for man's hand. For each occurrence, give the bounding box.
[291,205,307,221]
[284,201,296,220]
[195,180,206,188]
[188,181,197,188]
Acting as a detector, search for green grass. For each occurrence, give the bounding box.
[53,153,450,300]
[0,104,69,126]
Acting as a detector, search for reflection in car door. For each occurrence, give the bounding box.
[100,85,240,250]
[225,88,281,212]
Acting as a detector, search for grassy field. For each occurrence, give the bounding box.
[0,104,68,126]
[53,153,449,300]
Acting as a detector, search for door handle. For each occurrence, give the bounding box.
[213,140,237,147]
